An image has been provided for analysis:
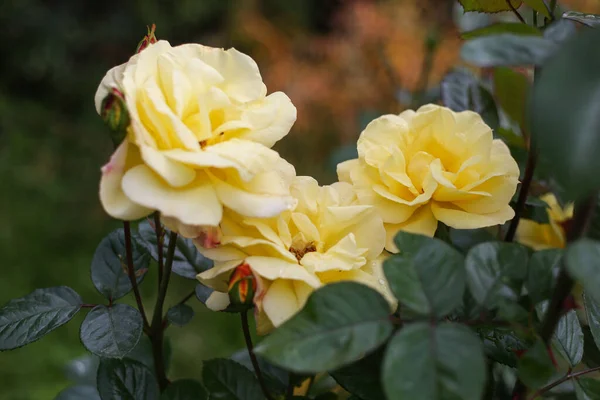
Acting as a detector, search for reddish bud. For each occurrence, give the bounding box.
[228,262,256,308]
[136,24,158,53]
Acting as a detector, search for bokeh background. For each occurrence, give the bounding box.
[2,0,600,398]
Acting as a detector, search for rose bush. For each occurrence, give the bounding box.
[197,176,395,333]
[95,40,297,235]
[338,104,519,251]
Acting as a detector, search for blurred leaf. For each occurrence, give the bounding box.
[566,239,600,305]
[202,359,263,400]
[517,340,556,389]
[497,127,527,148]
[91,229,149,301]
[458,0,522,12]
[230,349,294,395]
[137,220,212,279]
[160,379,207,400]
[80,304,143,359]
[382,322,486,400]
[553,309,584,366]
[494,67,530,128]
[523,0,551,18]
[254,282,393,373]
[563,12,600,28]
[195,284,213,304]
[441,69,499,129]
[526,249,562,304]
[166,304,194,327]
[583,326,600,368]
[97,358,159,400]
[461,34,555,67]
[55,385,101,400]
[64,355,99,385]
[478,326,529,367]
[461,23,541,39]
[331,348,385,400]
[385,232,465,317]
[531,28,600,201]
[575,378,600,400]
[587,195,600,241]
[584,293,600,352]
[0,286,82,350]
[449,228,497,254]
[544,19,578,44]
[521,198,551,224]
[465,242,529,309]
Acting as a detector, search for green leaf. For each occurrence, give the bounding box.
[587,195,600,242]
[331,348,385,400]
[531,28,600,201]
[0,286,82,350]
[202,359,263,400]
[494,67,530,128]
[523,0,551,18]
[461,23,541,40]
[566,239,600,305]
[544,19,577,44]
[575,378,600,400]
[458,0,522,13]
[160,379,208,400]
[461,34,555,67]
[230,349,292,395]
[382,322,486,400]
[137,220,212,279]
[64,355,99,385]
[195,284,213,304]
[584,293,600,352]
[80,304,143,359]
[465,242,529,309]
[449,228,497,254]
[477,326,529,367]
[166,304,194,327]
[496,127,526,148]
[91,229,149,301]
[254,282,393,373]
[385,232,465,317]
[97,358,159,400]
[517,340,556,389]
[563,11,600,28]
[124,335,172,373]
[440,69,499,129]
[526,249,562,304]
[55,385,101,400]
[553,310,584,366]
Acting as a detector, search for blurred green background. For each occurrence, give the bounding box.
[2,0,599,398]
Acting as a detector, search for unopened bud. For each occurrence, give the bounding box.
[136,24,158,54]
[228,262,256,308]
[101,88,130,146]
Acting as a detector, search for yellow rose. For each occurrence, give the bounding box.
[94,40,297,234]
[515,193,573,250]
[338,104,520,252]
[197,176,396,334]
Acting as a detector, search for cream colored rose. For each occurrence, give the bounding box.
[95,40,297,234]
[197,176,396,334]
[338,104,519,252]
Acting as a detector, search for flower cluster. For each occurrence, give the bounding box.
[96,40,520,333]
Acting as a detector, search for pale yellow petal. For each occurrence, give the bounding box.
[205,291,230,311]
[139,145,196,187]
[236,92,297,148]
[262,280,302,328]
[246,256,321,288]
[301,233,367,272]
[337,159,359,183]
[99,141,152,221]
[384,204,437,252]
[432,202,514,230]
[197,260,242,292]
[122,165,223,227]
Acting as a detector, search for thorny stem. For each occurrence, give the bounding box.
[529,366,600,399]
[511,195,596,399]
[506,0,527,24]
[153,212,164,289]
[123,221,150,331]
[549,0,557,20]
[241,311,273,400]
[149,230,178,391]
[505,150,537,242]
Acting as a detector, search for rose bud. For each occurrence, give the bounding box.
[227,262,256,308]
